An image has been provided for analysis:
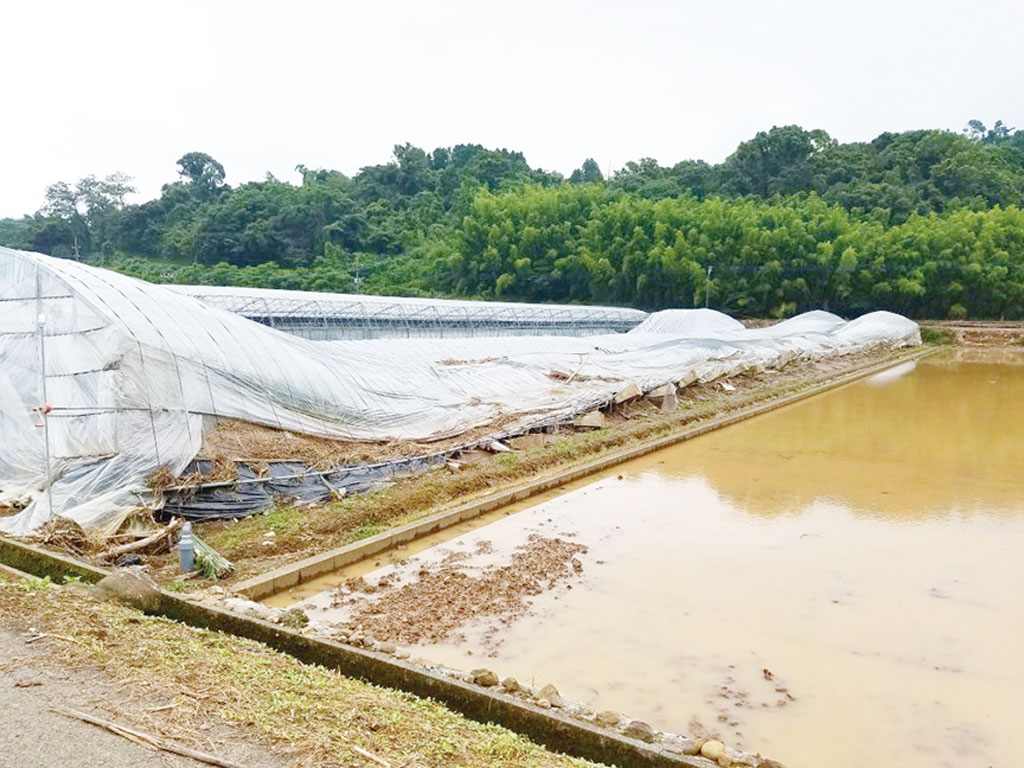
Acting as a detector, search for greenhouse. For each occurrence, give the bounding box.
[0,247,921,536]
[171,285,648,339]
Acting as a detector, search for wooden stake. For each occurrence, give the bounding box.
[98,518,182,561]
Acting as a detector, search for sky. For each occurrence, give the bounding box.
[2,0,1022,217]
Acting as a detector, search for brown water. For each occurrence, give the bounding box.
[290,350,1024,768]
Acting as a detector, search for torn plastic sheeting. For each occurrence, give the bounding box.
[0,248,921,534]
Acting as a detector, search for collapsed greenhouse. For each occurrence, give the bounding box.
[0,247,921,536]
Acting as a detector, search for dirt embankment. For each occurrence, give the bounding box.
[921,320,1024,346]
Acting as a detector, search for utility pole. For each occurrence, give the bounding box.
[705,264,713,309]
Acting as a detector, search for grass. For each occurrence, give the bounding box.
[920,325,956,345]
[0,581,601,768]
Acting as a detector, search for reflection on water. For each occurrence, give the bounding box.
[293,350,1024,768]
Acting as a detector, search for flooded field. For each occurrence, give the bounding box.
[284,349,1024,768]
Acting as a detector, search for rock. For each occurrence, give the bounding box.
[279,608,309,629]
[725,748,759,767]
[95,567,161,612]
[624,720,656,743]
[756,761,787,768]
[394,650,410,660]
[595,710,620,727]
[574,410,607,429]
[471,668,499,687]
[701,740,726,760]
[500,676,522,693]
[538,683,563,708]
[374,641,397,654]
[536,698,552,709]
[483,439,512,453]
[613,382,642,403]
[243,603,277,622]
[663,736,703,756]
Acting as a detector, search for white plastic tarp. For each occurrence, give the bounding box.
[0,249,921,535]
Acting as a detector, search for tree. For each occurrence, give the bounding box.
[176,152,226,199]
[723,125,834,196]
[570,158,604,183]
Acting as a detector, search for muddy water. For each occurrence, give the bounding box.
[291,349,1024,768]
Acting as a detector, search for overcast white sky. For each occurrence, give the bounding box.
[3,0,1022,217]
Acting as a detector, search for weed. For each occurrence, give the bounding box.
[349,522,383,541]
[496,452,520,469]
[553,438,577,458]
[19,575,52,592]
[920,326,955,345]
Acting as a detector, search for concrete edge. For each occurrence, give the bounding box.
[0,533,711,767]
[156,594,714,768]
[236,346,936,599]
[0,536,109,583]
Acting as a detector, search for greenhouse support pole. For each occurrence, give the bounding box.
[35,267,55,521]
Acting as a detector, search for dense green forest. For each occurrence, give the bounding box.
[2,120,1023,318]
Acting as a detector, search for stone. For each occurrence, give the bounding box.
[394,650,410,660]
[471,668,499,687]
[536,698,552,709]
[663,736,703,756]
[574,410,606,429]
[279,608,309,629]
[500,676,522,693]
[701,740,726,760]
[538,683,563,708]
[595,710,620,727]
[613,382,643,403]
[374,641,397,654]
[756,761,787,768]
[623,720,657,743]
[95,567,161,612]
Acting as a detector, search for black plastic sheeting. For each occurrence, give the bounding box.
[161,454,450,521]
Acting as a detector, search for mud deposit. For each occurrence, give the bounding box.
[290,349,1024,768]
[329,536,587,645]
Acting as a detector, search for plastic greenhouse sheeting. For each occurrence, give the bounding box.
[169,284,647,339]
[0,248,921,535]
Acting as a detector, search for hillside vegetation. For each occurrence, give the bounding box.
[2,121,1023,318]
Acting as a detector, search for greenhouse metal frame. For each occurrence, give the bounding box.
[171,285,648,339]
